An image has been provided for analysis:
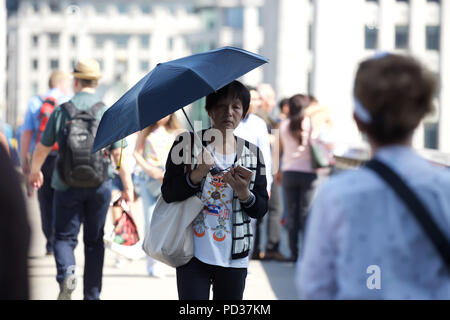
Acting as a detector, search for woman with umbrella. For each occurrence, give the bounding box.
[161,80,269,300]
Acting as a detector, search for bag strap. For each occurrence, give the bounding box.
[89,102,105,117]
[61,101,105,119]
[366,159,450,269]
[60,101,77,119]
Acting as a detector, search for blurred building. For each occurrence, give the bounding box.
[6,0,264,127]
[263,0,448,152]
[5,0,449,153]
[0,0,6,122]
[313,0,448,153]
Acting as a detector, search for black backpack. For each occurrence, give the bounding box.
[57,101,110,188]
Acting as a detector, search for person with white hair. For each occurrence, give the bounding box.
[250,83,286,261]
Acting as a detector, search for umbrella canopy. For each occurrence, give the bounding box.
[93,46,268,152]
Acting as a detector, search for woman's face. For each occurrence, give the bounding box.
[208,96,244,133]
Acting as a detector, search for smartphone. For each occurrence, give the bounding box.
[235,165,253,179]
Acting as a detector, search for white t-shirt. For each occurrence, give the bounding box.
[193,150,249,268]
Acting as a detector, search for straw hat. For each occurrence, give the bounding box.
[72,58,102,80]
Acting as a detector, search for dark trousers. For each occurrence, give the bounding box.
[176,257,247,300]
[254,180,283,253]
[37,153,57,254]
[53,180,111,300]
[282,171,317,261]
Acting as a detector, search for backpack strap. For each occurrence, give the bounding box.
[60,101,78,119]
[61,101,105,119]
[89,102,106,117]
[366,159,450,270]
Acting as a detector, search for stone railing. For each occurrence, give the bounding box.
[332,146,450,172]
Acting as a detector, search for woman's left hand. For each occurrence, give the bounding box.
[223,168,251,201]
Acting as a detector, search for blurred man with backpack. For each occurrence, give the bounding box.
[29,59,134,300]
[21,70,70,255]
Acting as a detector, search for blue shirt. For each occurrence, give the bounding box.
[22,88,69,153]
[297,145,450,299]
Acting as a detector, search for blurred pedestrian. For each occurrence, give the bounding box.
[134,114,182,277]
[251,83,285,261]
[162,80,268,300]
[234,87,272,193]
[278,98,290,121]
[304,95,335,158]
[2,120,14,157]
[0,132,9,155]
[297,54,450,299]
[279,94,317,263]
[107,132,138,268]
[29,59,134,300]
[255,83,278,129]
[234,86,281,260]
[20,70,71,255]
[0,114,9,154]
[276,97,290,226]
[0,143,30,299]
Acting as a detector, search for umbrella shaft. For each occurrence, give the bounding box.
[181,107,195,133]
[181,107,219,174]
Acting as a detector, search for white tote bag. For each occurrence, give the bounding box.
[142,194,203,268]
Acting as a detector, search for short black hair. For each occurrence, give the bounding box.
[205,80,250,118]
[278,98,289,111]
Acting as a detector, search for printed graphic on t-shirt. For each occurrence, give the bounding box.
[195,174,232,242]
[193,212,207,237]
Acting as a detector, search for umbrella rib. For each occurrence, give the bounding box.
[95,47,268,152]
[185,68,216,92]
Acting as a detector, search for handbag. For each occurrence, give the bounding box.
[142,194,204,268]
[104,199,145,260]
[111,199,140,246]
[306,116,335,169]
[366,159,450,270]
[310,139,334,169]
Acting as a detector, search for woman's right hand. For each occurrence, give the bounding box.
[189,148,215,184]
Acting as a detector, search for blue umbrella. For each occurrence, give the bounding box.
[93,46,268,152]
